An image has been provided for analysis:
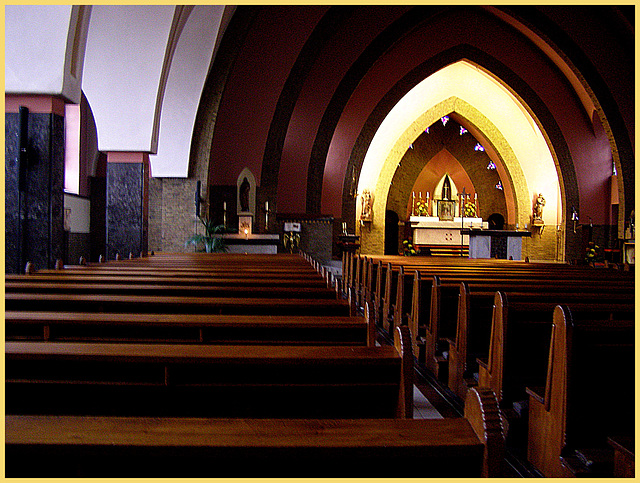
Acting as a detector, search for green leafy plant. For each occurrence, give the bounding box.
[186,217,231,253]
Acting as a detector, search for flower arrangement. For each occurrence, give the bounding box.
[402,238,420,256]
[585,241,602,263]
[415,199,429,216]
[463,202,477,218]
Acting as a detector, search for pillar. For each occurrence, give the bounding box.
[5,95,65,273]
[106,152,149,259]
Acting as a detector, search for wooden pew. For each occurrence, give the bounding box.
[477,291,635,457]
[407,266,632,379]
[5,311,376,347]
[6,325,412,419]
[448,283,634,401]
[5,386,504,478]
[5,292,352,316]
[364,255,632,345]
[6,272,330,288]
[526,305,634,478]
[20,267,326,281]
[5,280,338,299]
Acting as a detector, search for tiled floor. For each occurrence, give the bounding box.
[413,385,443,419]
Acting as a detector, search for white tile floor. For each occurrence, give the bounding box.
[413,385,443,419]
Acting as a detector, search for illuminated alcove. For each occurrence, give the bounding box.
[356,60,563,260]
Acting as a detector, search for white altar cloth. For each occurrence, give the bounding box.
[409,216,488,246]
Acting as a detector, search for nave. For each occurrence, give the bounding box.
[6,251,634,478]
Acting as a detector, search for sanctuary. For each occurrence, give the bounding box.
[408,174,487,253]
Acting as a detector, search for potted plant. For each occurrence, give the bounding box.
[186,216,231,253]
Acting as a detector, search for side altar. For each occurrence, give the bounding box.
[410,216,488,248]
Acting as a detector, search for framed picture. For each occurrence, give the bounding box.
[437,200,456,221]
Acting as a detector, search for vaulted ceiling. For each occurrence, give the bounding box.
[5,5,634,225]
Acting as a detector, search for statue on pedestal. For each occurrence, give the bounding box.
[239,177,250,212]
[533,193,545,220]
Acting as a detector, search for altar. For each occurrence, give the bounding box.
[410,216,487,247]
[220,233,280,254]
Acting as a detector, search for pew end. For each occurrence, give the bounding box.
[464,386,506,477]
[526,305,635,478]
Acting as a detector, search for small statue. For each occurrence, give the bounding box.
[361,189,373,220]
[534,194,545,220]
[239,177,250,212]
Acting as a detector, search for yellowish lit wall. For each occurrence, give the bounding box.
[356,60,564,260]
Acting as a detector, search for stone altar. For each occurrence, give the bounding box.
[410,216,487,248]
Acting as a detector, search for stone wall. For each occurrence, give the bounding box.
[148,177,200,253]
[277,215,333,264]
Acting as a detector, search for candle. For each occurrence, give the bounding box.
[265,201,269,211]
[419,192,421,199]
[223,201,227,210]
[426,192,429,199]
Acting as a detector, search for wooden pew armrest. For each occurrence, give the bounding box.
[526,386,544,405]
[476,357,488,370]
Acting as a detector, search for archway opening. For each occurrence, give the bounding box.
[355,60,563,260]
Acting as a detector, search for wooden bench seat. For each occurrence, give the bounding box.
[6,325,412,419]
[5,292,352,316]
[5,311,375,346]
[526,305,634,478]
[5,386,504,478]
